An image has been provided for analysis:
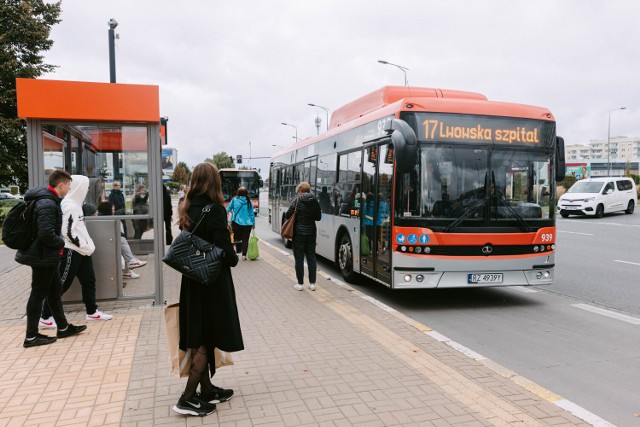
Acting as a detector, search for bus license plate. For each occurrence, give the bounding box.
[468,273,503,284]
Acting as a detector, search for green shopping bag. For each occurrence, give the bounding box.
[247,230,259,260]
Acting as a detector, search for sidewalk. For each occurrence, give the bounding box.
[0,241,594,426]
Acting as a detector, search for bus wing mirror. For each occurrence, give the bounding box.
[555,136,566,182]
[386,119,417,175]
[259,179,264,188]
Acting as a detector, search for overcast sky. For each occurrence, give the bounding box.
[42,0,640,177]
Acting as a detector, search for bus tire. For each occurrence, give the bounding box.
[337,233,356,283]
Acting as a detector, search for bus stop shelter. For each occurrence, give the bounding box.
[16,78,165,305]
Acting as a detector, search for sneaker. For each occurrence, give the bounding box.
[242,256,247,261]
[308,283,316,291]
[57,323,87,339]
[172,394,216,417]
[123,270,140,279]
[39,317,57,329]
[294,283,303,291]
[200,385,234,404]
[129,259,147,269]
[23,333,57,348]
[86,310,113,321]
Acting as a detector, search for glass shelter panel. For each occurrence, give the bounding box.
[41,123,156,300]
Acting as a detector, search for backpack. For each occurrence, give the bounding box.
[2,200,37,250]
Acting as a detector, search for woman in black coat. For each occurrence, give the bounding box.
[285,181,322,291]
[172,162,244,417]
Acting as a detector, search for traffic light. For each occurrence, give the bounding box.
[229,156,233,163]
[236,155,242,164]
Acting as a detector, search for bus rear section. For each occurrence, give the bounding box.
[219,169,263,215]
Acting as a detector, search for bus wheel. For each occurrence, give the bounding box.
[337,234,356,283]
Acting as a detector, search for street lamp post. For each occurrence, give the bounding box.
[108,19,118,83]
[378,60,409,86]
[607,107,626,176]
[308,103,330,131]
[248,141,251,168]
[281,122,298,141]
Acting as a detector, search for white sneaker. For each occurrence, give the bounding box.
[39,317,56,329]
[129,259,147,269]
[86,310,113,321]
[123,270,140,279]
[308,283,316,291]
[294,283,303,291]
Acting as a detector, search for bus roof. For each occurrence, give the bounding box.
[272,86,555,158]
[329,86,487,129]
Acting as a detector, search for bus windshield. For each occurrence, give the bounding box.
[220,171,261,202]
[398,145,553,223]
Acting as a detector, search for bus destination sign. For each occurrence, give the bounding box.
[415,113,548,146]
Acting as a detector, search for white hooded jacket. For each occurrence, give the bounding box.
[61,175,96,256]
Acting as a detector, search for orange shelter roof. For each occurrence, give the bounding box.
[16,78,159,123]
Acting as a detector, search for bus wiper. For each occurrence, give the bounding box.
[443,199,486,232]
[493,193,532,232]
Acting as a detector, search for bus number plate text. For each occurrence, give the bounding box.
[468,273,503,284]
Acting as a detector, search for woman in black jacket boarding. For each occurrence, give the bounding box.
[285,181,322,291]
[173,162,244,417]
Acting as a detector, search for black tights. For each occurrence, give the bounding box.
[184,345,215,399]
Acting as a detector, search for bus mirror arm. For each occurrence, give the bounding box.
[386,119,417,175]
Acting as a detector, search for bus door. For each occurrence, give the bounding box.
[303,157,317,190]
[360,143,392,285]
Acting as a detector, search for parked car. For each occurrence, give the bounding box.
[557,177,637,218]
[0,193,16,200]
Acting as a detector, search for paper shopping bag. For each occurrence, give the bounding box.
[165,304,234,378]
[164,303,191,378]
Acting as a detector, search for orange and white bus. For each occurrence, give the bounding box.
[219,168,263,215]
[269,86,565,289]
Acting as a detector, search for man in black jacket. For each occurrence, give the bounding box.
[16,170,87,348]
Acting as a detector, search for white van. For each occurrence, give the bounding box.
[557,177,637,218]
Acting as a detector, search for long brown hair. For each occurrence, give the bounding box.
[178,162,224,229]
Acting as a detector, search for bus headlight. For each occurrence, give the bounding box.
[536,270,551,279]
[404,274,412,282]
[400,246,407,252]
[416,274,424,282]
[415,246,422,254]
[424,246,431,254]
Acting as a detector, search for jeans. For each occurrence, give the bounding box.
[26,265,69,337]
[43,248,98,317]
[292,233,317,285]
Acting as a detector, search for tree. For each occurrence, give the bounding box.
[0,0,61,191]
[172,162,190,184]
[205,152,234,169]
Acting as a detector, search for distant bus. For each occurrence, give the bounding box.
[219,169,263,215]
[269,86,565,289]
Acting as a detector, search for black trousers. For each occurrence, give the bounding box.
[133,219,148,239]
[231,222,252,256]
[43,248,97,318]
[292,233,317,285]
[26,265,68,337]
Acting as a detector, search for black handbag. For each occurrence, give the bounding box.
[162,203,225,285]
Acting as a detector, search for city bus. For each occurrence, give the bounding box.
[219,168,263,214]
[269,86,565,289]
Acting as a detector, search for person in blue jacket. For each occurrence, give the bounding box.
[226,187,255,260]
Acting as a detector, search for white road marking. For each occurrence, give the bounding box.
[613,259,640,267]
[513,286,540,293]
[571,303,640,325]
[557,230,594,236]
